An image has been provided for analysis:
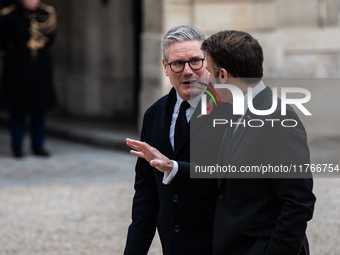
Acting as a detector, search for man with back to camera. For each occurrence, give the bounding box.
[124,25,230,255]
[127,30,316,255]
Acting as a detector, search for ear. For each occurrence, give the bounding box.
[162,58,169,76]
[218,68,229,83]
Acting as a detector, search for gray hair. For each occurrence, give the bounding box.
[162,25,206,61]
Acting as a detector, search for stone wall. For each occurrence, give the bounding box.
[47,0,138,119]
[4,0,337,122]
[139,0,340,125]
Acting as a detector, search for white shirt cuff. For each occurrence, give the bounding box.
[162,160,178,184]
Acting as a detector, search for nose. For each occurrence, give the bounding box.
[183,62,193,75]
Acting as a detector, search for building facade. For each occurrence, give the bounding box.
[2,0,340,124]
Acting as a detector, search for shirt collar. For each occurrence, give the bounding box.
[243,80,266,115]
[175,92,201,113]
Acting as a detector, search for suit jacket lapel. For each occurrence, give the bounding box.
[217,123,233,188]
[222,87,273,158]
[218,87,273,189]
[158,88,177,156]
[189,100,210,137]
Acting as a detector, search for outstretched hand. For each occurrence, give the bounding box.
[126,138,173,174]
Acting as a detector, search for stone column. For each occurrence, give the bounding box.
[52,0,136,118]
[98,0,136,118]
[321,0,340,27]
[66,0,101,115]
[139,0,165,126]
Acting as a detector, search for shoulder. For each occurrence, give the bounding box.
[38,3,56,15]
[0,4,16,17]
[254,87,299,117]
[144,93,169,118]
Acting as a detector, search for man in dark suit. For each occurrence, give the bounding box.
[128,30,316,255]
[124,25,229,255]
[199,30,316,255]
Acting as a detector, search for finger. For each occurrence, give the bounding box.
[126,138,144,147]
[140,141,150,149]
[130,150,145,158]
[149,158,157,166]
[127,140,143,152]
[127,138,152,151]
[127,142,140,151]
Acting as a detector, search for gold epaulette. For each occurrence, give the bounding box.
[0,49,5,57]
[35,3,57,36]
[0,4,16,16]
[39,3,56,15]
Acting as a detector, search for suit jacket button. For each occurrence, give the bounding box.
[219,194,224,200]
[172,195,179,202]
[174,225,180,233]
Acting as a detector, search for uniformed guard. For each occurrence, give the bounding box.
[0,0,57,157]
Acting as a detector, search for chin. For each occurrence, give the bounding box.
[26,6,39,10]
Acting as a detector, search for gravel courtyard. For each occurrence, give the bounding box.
[0,127,339,254]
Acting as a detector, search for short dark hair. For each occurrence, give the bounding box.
[201,30,263,84]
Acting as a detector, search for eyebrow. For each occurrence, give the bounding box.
[169,56,204,62]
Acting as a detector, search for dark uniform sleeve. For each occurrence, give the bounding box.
[0,5,15,56]
[124,113,160,255]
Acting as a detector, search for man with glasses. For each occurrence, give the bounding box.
[124,25,224,255]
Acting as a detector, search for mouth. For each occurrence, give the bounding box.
[182,79,198,85]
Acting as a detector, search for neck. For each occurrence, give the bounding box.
[226,78,257,95]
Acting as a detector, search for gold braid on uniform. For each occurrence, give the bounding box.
[0,5,17,57]
[0,4,16,16]
[27,3,57,58]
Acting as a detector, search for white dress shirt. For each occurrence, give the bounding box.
[163,81,266,184]
[163,92,201,184]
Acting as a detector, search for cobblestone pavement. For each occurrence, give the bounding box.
[0,126,339,254]
[0,127,162,255]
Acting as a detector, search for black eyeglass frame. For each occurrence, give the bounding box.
[166,58,205,73]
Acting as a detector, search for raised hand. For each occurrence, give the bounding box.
[126,138,173,174]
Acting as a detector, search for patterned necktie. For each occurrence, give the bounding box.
[174,101,190,151]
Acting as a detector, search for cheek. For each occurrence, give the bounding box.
[197,68,209,78]
[168,73,179,86]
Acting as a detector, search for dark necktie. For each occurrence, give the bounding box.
[174,101,190,151]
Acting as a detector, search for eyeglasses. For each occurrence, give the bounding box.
[167,58,205,73]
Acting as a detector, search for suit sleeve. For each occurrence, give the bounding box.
[249,107,316,255]
[124,115,159,255]
[170,161,219,197]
